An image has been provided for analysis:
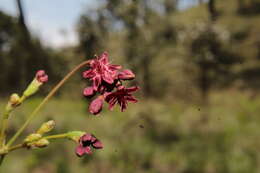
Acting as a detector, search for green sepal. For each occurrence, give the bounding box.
[23,79,42,98]
[67,131,85,142]
[24,133,42,143]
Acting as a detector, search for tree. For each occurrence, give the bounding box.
[103,0,177,96]
[208,0,217,21]
[77,10,107,59]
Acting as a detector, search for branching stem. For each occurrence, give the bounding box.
[6,60,89,147]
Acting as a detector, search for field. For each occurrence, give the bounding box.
[0,90,260,173]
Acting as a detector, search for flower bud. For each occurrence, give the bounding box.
[118,69,135,80]
[89,96,104,115]
[83,87,95,98]
[37,120,55,135]
[5,93,21,112]
[36,70,48,83]
[67,131,85,142]
[33,138,49,148]
[10,93,21,106]
[23,70,48,98]
[24,133,42,143]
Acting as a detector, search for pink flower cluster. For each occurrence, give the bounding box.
[82,52,139,115]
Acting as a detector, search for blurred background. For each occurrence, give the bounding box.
[1,0,260,172]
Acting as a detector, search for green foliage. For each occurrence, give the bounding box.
[76,0,260,98]
[0,11,68,95]
[0,91,259,172]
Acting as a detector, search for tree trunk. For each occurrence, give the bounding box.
[16,0,35,86]
[164,0,178,14]
[16,0,30,39]
[208,0,217,21]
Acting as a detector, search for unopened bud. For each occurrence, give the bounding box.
[89,96,104,115]
[37,120,55,135]
[23,70,48,98]
[24,133,42,143]
[10,93,20,106]
[34,138,49,148]
[5,93,21,112]
[83,87,95,98]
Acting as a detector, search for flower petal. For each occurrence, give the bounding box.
[125,96,138,103]
[120,100,127,112]
[75,146,85,157]
[84,146,92,154]
[82,69,95,79]
[81,134,92,142]
[92,140,103,149]
[92,75,102,91]
[125,86,139,93]
[100,52,109,64]
[118,69,135,80]
[109,64,122,71]
[108,98,117,110]
[102,71,114,84]
[90,135,97,143]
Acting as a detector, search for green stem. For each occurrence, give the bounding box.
[0,111,10,147]
[43,133,68,140]
[6,60,90,147]
[0,155,5,166]
[7,133,68,153]
[0,95,26,147]
[8,143,25,152]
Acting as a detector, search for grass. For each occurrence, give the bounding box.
[0,90,260,172]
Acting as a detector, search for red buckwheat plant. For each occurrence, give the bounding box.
[0,52,139,165]
[82,52,139,115]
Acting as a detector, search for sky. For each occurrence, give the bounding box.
[0,0,100,48]
[0,0,196,48]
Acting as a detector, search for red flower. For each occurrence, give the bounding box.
[36,70,48,83]
[82,52,121,91]
[105,86,139,112]
[75,133,103,157]
[89,96,104,115]
[82,52,139,115]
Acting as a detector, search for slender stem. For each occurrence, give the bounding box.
[0,112,9,146]
[6,60,89,147]
[0,155,5,165]
[0,96,26,147]
[7,133,68,153]
[8,143,25,152]
[43,133,68,140]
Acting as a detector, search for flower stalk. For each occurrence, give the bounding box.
[7,133,69,153]
[6,60,90,147]
[0,112,10,147]
[0,94,22,146]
